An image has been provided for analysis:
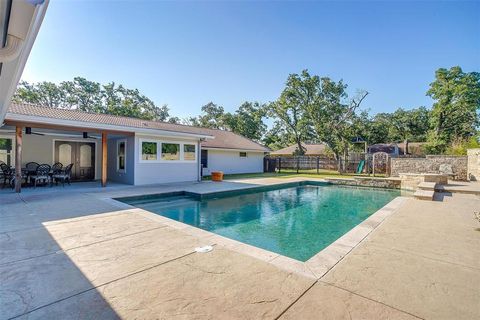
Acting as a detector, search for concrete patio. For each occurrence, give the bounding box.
[1,178,479,319]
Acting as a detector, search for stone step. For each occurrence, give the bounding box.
[414,189,435,201]
[417,182,437,191]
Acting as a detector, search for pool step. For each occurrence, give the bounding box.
[417,182,438,191]
[414,189,435,201]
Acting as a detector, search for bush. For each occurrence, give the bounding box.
[445,136,480,155]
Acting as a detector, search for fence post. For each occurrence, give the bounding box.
[278,158,281,173]
[296,157,300,173]
[316,157,319,174]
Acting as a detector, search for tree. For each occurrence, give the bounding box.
[225,102,267,142]
[13,81,68,108]
[426,66,480,153]
[13,78,171,121]
[269,70,316,155]
[307,75,368,171]
[195,102,228,129]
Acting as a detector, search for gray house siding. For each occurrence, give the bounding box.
[133,134,200,185]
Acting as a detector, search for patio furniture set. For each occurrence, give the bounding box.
[0,161,73,189]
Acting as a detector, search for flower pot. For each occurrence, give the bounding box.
[211,171,224,182]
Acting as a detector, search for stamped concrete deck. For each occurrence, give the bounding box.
[1,178,479,319]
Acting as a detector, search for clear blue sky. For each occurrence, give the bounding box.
[22,0,479,119]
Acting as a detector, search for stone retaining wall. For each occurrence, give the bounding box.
[467,149,480,181]
[390,155,467,181]
[325,177,401,189]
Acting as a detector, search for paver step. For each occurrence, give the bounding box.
[418,182,437,191]
[414,189,435,201]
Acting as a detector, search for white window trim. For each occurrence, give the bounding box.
[138,138,197,163]
[117,139,127,173]
[0,134,15,166]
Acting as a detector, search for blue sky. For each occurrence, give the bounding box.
[22,0,479,119]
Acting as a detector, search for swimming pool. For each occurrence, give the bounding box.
[120,183,400,261]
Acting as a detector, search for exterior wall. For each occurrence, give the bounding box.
[133,134,200,185]
[203,149,264,175]
[467,148,480,181]
[13,134,102,179]
[390,155,468,181]
[107,136,135,185]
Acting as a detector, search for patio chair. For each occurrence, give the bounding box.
[25,162,39,184]
[52,163,73,187]
[0,163,13,189]
[30,164,51,188]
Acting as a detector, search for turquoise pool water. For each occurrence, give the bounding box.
[122,184,399,261]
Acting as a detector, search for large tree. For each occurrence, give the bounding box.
[307,75,368,170]
[225,102,267,142]
[426,66,480,153]
[13,78,173,122]
[269,70,316,155]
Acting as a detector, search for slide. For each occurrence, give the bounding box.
[356,160,365,174]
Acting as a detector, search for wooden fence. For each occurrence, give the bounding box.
[265,153,389,175]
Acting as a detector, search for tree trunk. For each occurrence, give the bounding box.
[404,139,409,155]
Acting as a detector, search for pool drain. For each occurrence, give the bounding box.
[195,245,213,253]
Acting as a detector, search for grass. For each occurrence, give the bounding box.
[202,169,385,181]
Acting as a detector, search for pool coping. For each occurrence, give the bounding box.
[106,180,409,280]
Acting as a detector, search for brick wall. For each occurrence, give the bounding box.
[467,148,480,181]
[390,155,468,181]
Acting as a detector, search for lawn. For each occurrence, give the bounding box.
[202,169,382,181]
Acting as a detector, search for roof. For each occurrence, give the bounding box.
[367,143,398,154]
[5,103,269,152]
[270,143,328,156]
[398,142,427,156]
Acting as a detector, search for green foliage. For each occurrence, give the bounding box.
[426,66,480,153]
[13,78,172,122]
[189,101,267,142]
[268,70,317,155]
[444,136,480,156]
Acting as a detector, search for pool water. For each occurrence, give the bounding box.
[122,184,399,261]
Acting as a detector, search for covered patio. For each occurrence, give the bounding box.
[0,120,133,193]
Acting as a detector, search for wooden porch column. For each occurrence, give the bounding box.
[101,132,107,187]
[15,126,23,193]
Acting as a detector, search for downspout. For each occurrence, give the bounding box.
[197,138,205,182]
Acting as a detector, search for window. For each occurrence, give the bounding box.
[117,140,126,172]
[239,152,247,158]
[161,143,180,160]
[142,141,157,160]
[184,144,196,161]
[0,138,13,166]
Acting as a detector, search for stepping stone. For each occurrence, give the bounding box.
[417,182,437,191]
[414,189,435,201]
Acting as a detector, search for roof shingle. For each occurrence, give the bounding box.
[6,103,270,152]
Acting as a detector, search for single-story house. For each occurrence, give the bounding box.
[0,103,269,190]
[270,143,329,156]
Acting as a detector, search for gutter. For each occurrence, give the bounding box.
[0,0,49,122]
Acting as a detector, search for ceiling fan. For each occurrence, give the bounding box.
[25,127,45,136]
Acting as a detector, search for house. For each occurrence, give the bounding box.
[270,143,329,156]
[0,103,269,190]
